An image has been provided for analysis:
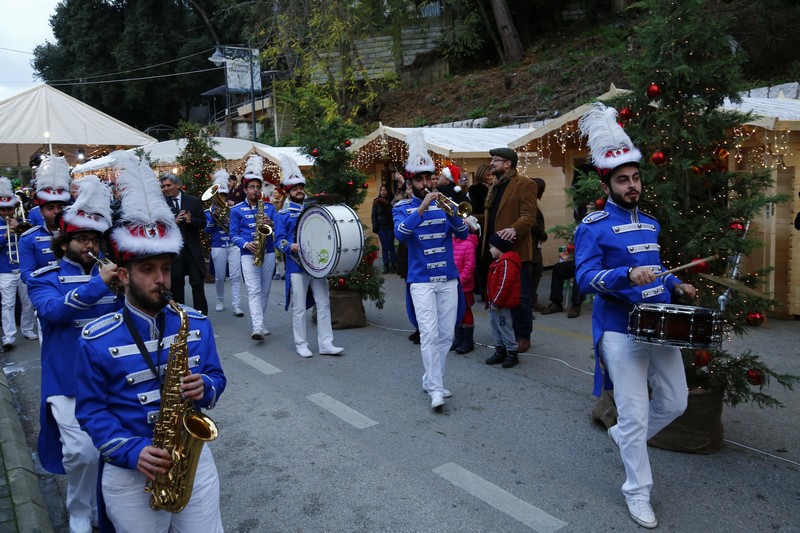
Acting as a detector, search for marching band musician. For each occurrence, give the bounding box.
[574,103,696,530]
[27,176,122,533]
[0,177,37,351]
[229,154,277,341]
[19,155,72,283]
[74,151,225,533]
[274,156,344,358]
[204,169,243,316]
[393,130,468,410]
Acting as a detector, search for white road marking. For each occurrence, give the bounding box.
[231,351,282,376]
[306,392,378,429]
[433,462,567,532]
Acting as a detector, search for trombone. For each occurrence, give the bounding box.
[424,189,473,218]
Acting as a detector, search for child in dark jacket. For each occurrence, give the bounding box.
[484,232,522,368]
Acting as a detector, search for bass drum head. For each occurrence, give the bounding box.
[296,204,364,278]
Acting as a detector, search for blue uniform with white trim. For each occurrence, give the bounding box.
[19,225,57,283]
[74,301,226,469]
[204,209,230,248]
[574,199,684,396]
[274,200,313,310]
[229,200,277,256]
[27,259,123,473]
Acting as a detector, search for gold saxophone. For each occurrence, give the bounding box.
[252,192,273,267]
[144,293,219,513]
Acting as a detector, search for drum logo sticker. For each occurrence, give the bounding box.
[317,249,330,264]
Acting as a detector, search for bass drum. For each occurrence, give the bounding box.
[295,204,365,278]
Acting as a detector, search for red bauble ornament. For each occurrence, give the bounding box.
[344,139,352,147]
[694,349,712,367]
[362,182,369,189]
[619,107,633,121]
[690,257,710,274]
[746,368,765,386]
[337,277,346,288]
[595,198,606,210]
[311,148,319,157]
[347,180,354,187]
[567,243,575,254]
[650,151,666,165]
[745,311,764,326]
[729,221,746,233]
[646,83,661,99]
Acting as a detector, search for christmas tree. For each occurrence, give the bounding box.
[574,0,798,407]
[173,121,221,197]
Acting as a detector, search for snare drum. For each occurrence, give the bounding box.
[628,303,723,349]
[295,204,365,278]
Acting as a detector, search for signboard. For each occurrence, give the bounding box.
[225,47,261,93]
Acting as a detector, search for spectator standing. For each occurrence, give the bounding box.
[371,184,397,274]
[451,219,479,354]
[484,233,522,368]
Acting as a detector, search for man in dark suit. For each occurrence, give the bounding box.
[160,174,208,315]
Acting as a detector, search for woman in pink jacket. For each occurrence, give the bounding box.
[451,231,479,353]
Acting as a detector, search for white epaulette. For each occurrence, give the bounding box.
[20,225,42,237]
[395,199,411,207]
[168,304,208,321]
[81,311,124,340]
[30,263,60,277]
[582,211,609,224]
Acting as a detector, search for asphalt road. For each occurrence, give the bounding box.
[3,271,800,532]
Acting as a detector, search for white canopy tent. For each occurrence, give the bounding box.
[0,84,155,170]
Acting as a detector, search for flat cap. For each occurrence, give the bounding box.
[489,147,518,166]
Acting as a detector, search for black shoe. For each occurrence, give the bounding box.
[485,346,506,365]
[450,326,464,351]
[2,343,14,353]
[408,330,420,344]
[455,326,475,354]
[501,350,519,368]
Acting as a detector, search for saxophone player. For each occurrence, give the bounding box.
[229,154,277,341]
[74,152,226,533]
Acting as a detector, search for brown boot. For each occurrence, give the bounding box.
[516,338,530,354]
[540,302,564,315]
[567,305,581,318]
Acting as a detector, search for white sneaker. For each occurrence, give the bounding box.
[319,345,344,355]
[297,346,313,358]
[233,307,244,317]
[23,332,39,340]
[262,328,271,336]
[423,388,452,398]
[215,302,224,312]
[251,330,264,341]
[608,425,620,450]
[431,393,445,409]
[627,498,657,529]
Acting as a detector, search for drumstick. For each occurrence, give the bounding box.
[655,255,719,278]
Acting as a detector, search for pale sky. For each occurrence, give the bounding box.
[0,0,59,101]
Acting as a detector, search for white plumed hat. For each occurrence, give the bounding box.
[242,154,264,185]
[404,129,435,176]
[34,155,71,205]
[280,155,306,189]
[578,102,642,179]
[61,176,112,233]
[212,169,230,194]
[108,151,182,263]
[0,177,18,208]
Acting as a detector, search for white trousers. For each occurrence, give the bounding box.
[241,252,275,331]
[48,396,99,532]
[0,271,35,344]
[409,279,458,397]
[290,272,334,351]
[210,245,242,308]
[601,331,688,501]
[102,444,222,533]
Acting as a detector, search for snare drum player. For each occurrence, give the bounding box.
[574,103,696,529]
[274,156,343,358]
[394,130,468,410]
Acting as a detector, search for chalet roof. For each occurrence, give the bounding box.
[721,96,800,130]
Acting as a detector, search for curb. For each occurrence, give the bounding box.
[0,368,54,533]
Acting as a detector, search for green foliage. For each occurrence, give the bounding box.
[467,108,486,119]
[173,121,221,197]
[328,236,385,309]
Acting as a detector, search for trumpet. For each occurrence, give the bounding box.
[4,217,20,264]
[424,188,473,218]
[88,252,122,293]
[201,183,229,233]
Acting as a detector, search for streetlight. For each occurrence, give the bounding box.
[209,44,261,142]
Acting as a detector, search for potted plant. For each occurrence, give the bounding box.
[327,236,386,329]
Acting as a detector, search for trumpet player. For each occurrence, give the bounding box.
[204,169,243,316]
[0,177,37,351]
[27,176,122,533]
[229,154,277,341]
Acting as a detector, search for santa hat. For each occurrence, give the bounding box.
[61,176,112,233]
[108,151,182,264]
[441,164,462,193]
[280,155,306,189]
[242,154,264,186]
[404,130,435,176]
[34,155,71,205]
[0,177,19,208]
[212,169,230,194]
[578,103,642,180]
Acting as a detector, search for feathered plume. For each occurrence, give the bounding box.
[578,103,641,173]
[62,175,112,232]
[213,169,230,194]
[242,154,264,184]
[404,129,435,175]
[34,155,71,203]
[280,155,305,188]
[110,151,182,257]
[0,177,18,208]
